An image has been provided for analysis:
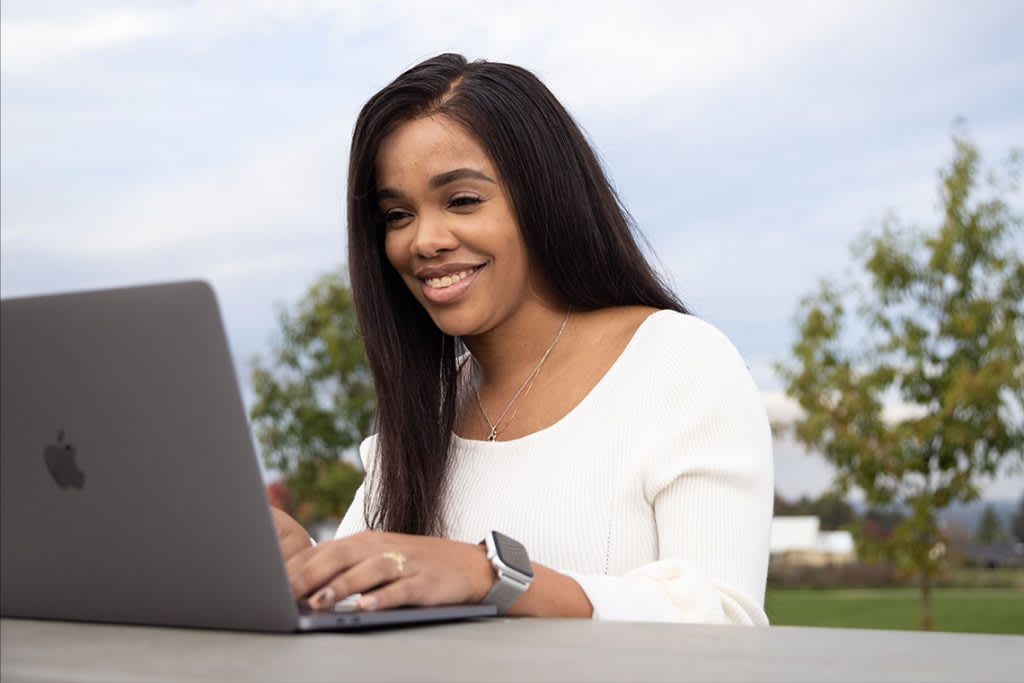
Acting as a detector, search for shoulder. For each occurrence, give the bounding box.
[619,310,764,420]
[632,310,748,374]
[626,313,772,497]
[579,306,752,386]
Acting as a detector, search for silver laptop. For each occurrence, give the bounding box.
[0,280,496,632]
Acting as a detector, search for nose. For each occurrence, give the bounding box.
[410,209,459,258]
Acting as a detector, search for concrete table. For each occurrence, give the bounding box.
[2,617,1021,682]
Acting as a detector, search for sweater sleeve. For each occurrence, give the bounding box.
[560,316,774,625]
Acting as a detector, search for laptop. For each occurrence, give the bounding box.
[0,280,497,632]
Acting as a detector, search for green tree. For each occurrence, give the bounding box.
[250,269,375,526]
[776,130,1024,630]
[811,491,857,531]
[773,490,855,531]
[975,504,1008,545]
[1013,491,1024,543]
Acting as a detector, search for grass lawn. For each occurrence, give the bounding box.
[765,587,1024,634]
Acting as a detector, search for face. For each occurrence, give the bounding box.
[377,115,548,338]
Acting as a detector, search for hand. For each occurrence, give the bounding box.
[270,507,314,563]
[285,530,494,612]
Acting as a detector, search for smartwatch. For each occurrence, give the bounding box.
[479,531,534,615]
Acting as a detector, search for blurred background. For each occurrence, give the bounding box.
[2,0,1022,632]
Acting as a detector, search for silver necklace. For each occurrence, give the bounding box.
[474,309,571,442]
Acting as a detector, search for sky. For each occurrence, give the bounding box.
[2,0,1022,501]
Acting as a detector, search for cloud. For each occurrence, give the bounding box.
[762,390,957,430]
[0,114,351,309]
[0,1,365,75]
[762,391,803,426]
[534,1,863,116]
[0,9,173,74]
[4,117,345,250]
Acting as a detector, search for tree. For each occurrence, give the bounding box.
[250,269,376,526]
[859,505,906,543]
[776,129,1024,630]
[1013,491,1024,543]
[811,492,857,531]
[974,504,1008,545]
[773,490,855,530]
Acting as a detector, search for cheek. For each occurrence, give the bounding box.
[498,228,531,277]
[383,232,406,270]
[384,233,422,296]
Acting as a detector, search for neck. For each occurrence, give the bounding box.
[462,302,571,392]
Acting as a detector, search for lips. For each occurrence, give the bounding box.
[418,264,485,305]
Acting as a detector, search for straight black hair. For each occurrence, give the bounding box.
[347,53,688,536]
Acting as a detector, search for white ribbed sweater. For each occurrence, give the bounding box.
[336,311,774,625]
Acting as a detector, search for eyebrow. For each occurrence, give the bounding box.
[377,167,497,200]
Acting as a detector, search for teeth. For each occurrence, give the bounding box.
[425,268,477,289]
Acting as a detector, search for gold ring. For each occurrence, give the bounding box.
[382,551,406,574]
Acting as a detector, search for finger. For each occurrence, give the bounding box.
[286,530,396,594]
[355,576,425,612]
[288,541,361,599]
[307,551,411,610]
[284,540,321,575]
[280,533,315,563]
[270,508,314,562]
[270,508,305,541]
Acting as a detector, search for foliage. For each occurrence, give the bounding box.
[974,503,1009,544]
[775,129,1024,630]
[250,269,375,525]
[773,490,856,530]
[854,504,909,559]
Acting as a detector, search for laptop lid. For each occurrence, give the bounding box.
[1,280,497,632]
[1,281,304,632]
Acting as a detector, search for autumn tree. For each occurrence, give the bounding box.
[776,130,1024,630]
[250,269,375,526]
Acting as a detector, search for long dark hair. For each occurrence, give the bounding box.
[347,53,688,536]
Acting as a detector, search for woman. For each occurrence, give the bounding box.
[273,53,773,624]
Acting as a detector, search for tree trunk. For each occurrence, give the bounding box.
[918,569,934,631]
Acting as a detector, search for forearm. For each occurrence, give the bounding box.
[467,542,592,618]
[506,562,593,618]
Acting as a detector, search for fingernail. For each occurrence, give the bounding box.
[310,586,336,609]
[358,595,379,611]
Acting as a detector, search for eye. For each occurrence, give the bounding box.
[448,193,483,209]
[383,208,413,228]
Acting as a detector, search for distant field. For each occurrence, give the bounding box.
[765,588,1024,634]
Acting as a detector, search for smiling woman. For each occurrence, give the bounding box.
[270,53,774,624]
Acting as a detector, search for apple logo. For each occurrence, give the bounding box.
[44,430,85,489]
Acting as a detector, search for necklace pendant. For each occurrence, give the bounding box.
[487,427,498,442]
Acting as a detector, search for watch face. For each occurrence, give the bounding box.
[493,531,534,578]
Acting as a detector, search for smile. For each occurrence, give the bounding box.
[419,265,484,304]
[424,267,480,289]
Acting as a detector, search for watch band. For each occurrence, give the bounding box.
[482,571,531,614]
[479,531,533,615]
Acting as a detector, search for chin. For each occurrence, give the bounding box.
[424,306,488,339]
